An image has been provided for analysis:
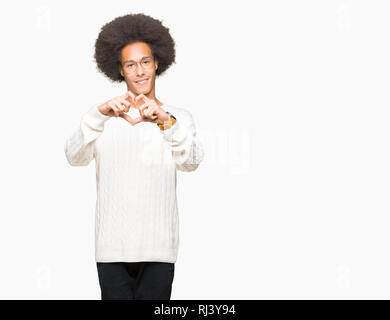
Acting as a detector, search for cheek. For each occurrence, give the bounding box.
[126,77,137,87]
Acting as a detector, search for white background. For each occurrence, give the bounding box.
[0,0,389,299]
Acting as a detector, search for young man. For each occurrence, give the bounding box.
[64,13,204,300]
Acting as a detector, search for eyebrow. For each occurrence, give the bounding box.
[122,56,153,64]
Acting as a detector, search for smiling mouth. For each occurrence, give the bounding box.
[135,78,149,85]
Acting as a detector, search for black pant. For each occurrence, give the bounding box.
[96,261,175,300]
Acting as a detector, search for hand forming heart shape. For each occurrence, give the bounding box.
[119,91,167,126]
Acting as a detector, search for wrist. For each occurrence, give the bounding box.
[97,105,108,116]
[157,111,176,130]
[157,111,171,125]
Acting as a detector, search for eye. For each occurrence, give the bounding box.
[127,64,134,68]
[143,61,150,64]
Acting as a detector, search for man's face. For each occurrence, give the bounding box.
[119,41,158,98]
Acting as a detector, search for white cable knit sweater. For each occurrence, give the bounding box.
[64,104,204,263]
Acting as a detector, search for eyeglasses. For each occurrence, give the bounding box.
[122,57,155,74]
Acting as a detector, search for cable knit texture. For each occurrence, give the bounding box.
[64,104,204,263]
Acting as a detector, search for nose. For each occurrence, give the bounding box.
[135,63,145,76]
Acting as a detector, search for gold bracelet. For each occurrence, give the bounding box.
[158,117,176,130]
[157,111,176,130]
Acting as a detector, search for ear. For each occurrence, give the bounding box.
[154,57,159,71]
[119,66,124,78]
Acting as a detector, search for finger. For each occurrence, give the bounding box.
[127,91,137,107]
[131,116,143,125]
[144,106,156,118]
[126,90,136,100]
[138,102,148,116]
[139,102,150,113]
[120,113,140,125]
[108,102,120,117]
[149,106,159,117]
[121,90,135,101]
[121,91,136,108]
[144,106,159,120]
[118,98,131,112]
[135,94,150,105]
[119,99,131,107]
[143,110,158,122]
[144,106,152,117]
[113,101,125,114]
[123,113,142,125]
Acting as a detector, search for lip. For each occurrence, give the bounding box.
[135,78,149,85]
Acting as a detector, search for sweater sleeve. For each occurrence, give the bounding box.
[64,105,111,166]
[160,110,204,172]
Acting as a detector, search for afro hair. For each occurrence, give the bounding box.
[94,13,176,83]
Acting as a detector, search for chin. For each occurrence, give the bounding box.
[129,84,151,96]
[140,88,151,95]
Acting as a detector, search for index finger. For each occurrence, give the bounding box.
[122,90,136,100]
[135,94,150,104]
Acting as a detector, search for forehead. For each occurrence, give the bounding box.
[120,42,152,61]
